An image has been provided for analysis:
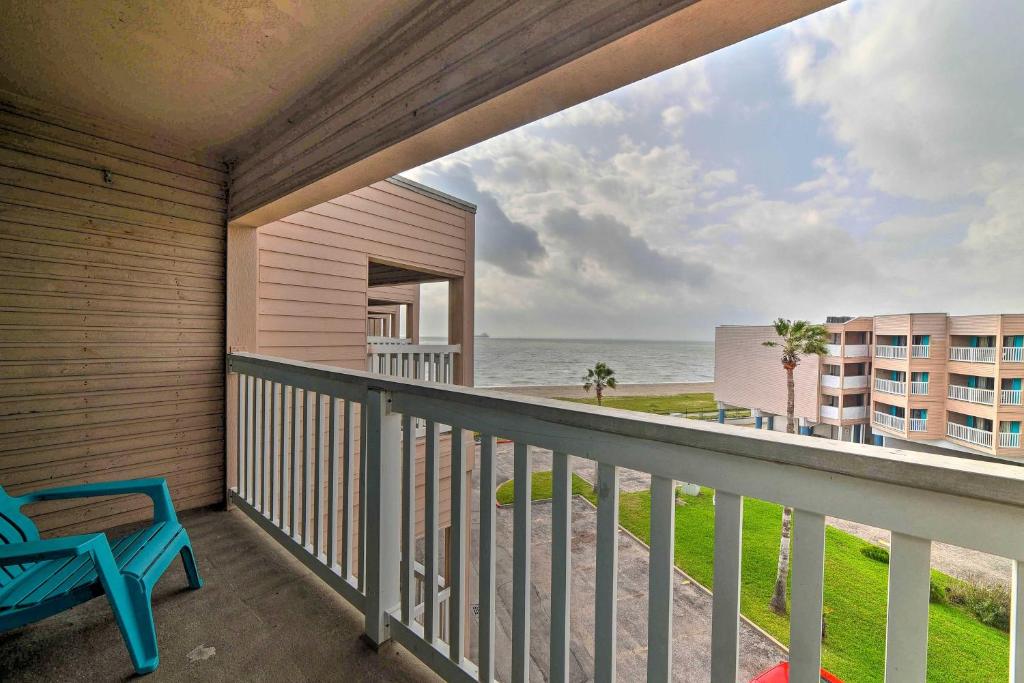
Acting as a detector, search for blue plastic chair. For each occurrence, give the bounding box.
[0,478,202,674]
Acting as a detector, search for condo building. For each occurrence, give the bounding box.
[715,313,1024,460]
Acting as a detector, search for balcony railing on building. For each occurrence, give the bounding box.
[910,381,929,395]
[820,374,868,390]
[947,422,993,448]
[873,410,905,432]
[1005,346,1024,363]
[367,336,413,346]
[225,352,1024,683]
[1001,432,1021,448]
[875,345,907,360]
[367,343,461,384]
[1002,389,1023,406]
[950,346,997,363]
[819,405,864,420]
[948,384,995,406]
[909,418,928,432]
[825,344,869,358]
[911,344,930,358]
[874,378,906,396]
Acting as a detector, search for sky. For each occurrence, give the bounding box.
[406,0,1024,341]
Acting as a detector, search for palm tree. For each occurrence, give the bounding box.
[762,318,828,615]
[582,362,617,406]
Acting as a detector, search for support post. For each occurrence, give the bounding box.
[363,388,402,646]
[753,408,763,430]
[874,434,884,447]
[717,400,726,424]
[799,417,811,436]
[767,415,775,431]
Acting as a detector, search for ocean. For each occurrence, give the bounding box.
[426,337,715,388]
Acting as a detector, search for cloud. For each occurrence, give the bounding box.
[540,98,627,128]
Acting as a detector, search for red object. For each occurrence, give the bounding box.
[751,662,843,683]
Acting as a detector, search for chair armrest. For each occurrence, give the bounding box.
[16,479,177,523]
[0,533,106,566]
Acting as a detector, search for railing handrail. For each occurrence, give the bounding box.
[911,344,930,358]
[909,417,928,432]
[228,352,1024,511]
[367,343,461,354]
[875,344,907,359]
[872,410,905,433]
[948,384,995,405]
[1001,432,1021,448]
[1002,389,1023,405]
[367,335,412,345]
[947,422,994,448]
[1004,346,1024,362]
[910,381,929,395]
[949,346,997,363]
[874,378,906,395]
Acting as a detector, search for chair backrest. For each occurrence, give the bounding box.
[0,485,42,588]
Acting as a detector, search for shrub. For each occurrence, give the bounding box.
[947,580,1011,631]
[861,545,890,564]
[929,580,946,605]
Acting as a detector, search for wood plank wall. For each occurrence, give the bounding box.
[0,105,227,536]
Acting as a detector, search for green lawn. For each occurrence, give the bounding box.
[561,392,749,419]
[496,470,597,506]
[499,474,1008,681]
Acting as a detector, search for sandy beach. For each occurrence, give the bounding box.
[487,381,715,399]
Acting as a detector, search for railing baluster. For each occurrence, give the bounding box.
[647,475,675,682]
[278,383,286,528]
[259,378,267,512]
[711,491,743,682]
[327,396,339,569]
[512,441,532,683]
[595,462,619,683]
[314,392,323,559]
[449,428,466,663]
[1012,560,1024,682]
[479,435,497,683]
[269,381,277,521]
[358,403,368,591]
[550,451,572,683]
[884,532,931,682]
[401,413,416,624]
[790,509,825,683]
[363,388,402,646]
[301,389,310,549]
[290,385,298,536]
[236,373,243,496]
[247,375,255,502]
[424,420,440,643]
[342,400,355,580]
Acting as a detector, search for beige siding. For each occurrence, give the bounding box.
[0,106,227,535]
[714,326,819,422]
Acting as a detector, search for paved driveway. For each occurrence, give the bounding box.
[467,443,784,682]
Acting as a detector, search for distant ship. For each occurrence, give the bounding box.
[475,332,490,338]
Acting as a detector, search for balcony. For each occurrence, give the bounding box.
[909,418,928,432]
[948,422,994,448]
[875,345,907,360]
[948,385,995,406]
[221,352,1024,683]
[873,410,905,432]
[1001,432,1021,449]
[368,342,461,384]
[949,347,997,363]
[874,378,906,396]
[820,375,868,390]
[819,405,864,420]
[911,345,930,358]
[910,381,929,395]
[1006,347,1024,363]
[826,344,869,357]
[1003,389,1023,406]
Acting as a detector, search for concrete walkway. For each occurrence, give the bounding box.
[468,442,783,682]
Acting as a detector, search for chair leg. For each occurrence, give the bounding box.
[101,575,160,675]
[179,540,203,589]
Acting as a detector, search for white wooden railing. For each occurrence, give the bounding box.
[874,378,906,395]
[845,344,869,357]
[873,410,905,432]
[947,422,993,448]
[1005,347,1024,363]
[911,345,930,358]
[367,343,460,384]
[1001,432,1021,449]
[909,418,928,432]
[1003,390,1023,406]
[821,374,868,390]
[227,352,1024,683]
[910,381,929,395]
[950,346,997,363]
[948,384,995,405]
[875,345,907,360]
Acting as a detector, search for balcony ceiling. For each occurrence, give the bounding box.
[0,1,419,156]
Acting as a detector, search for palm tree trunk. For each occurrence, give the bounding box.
[596,385,603,406]
[770,505,793,615]
[786,366,796,434]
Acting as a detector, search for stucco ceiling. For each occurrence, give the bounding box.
[0,0,420,157]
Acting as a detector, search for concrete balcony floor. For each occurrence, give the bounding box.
[0,507,437,683]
